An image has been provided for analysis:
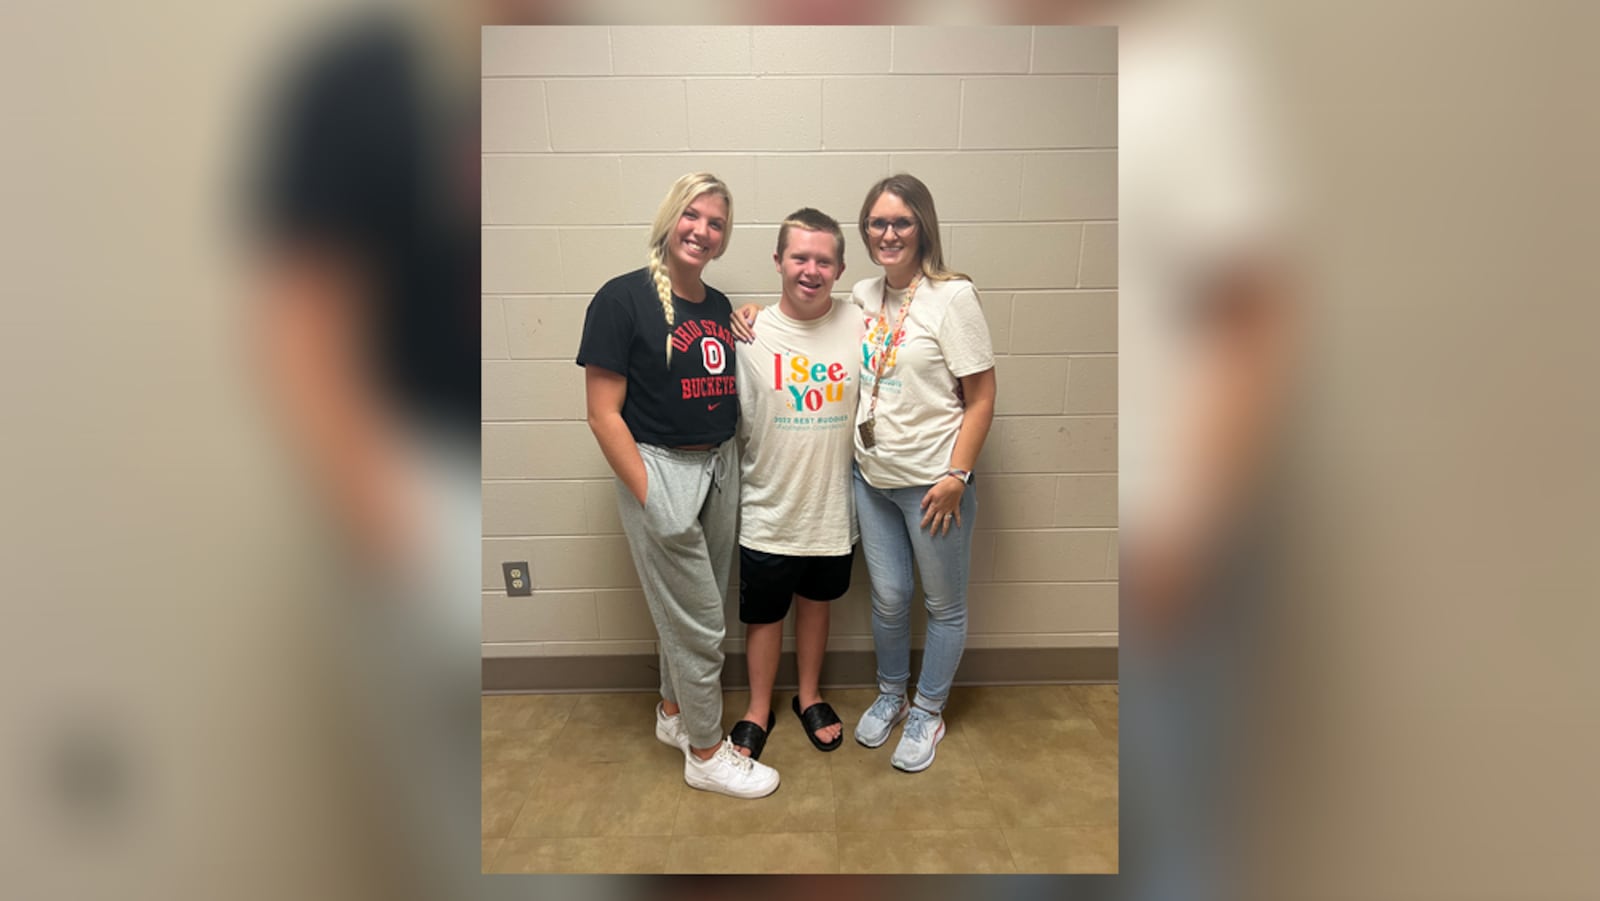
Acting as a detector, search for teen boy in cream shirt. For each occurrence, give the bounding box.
[729,208,863,759]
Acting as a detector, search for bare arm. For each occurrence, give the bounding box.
[1141,259,1294,628]
[920,367,997,535]
[256,246,422,565]
[585,365,647,503]
[949,367,996,474]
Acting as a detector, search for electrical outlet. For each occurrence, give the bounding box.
[502,561,531,597]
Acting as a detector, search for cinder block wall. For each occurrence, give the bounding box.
[481,25,1117,665]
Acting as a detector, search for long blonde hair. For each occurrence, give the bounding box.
[646,172,733,364]
[858,173,971,283]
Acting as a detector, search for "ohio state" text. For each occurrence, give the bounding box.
[670,319,736,353]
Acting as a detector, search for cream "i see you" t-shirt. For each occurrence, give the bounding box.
[852,275,994,489]
[735,300,864,556]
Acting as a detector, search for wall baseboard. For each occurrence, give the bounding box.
[483,646,1117,693]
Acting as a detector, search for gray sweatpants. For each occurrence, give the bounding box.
[615,441,738,749]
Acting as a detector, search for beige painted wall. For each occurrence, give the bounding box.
[480,25,1117,660]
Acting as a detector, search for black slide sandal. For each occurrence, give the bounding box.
[792,695,844,752]
[728,710,776,760]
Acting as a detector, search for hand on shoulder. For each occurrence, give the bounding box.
[730,302,763,342]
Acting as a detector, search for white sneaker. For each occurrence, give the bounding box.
[655,701,690,752]
[890,707,945,773]
[683,738,781,799]
[854,692,909,748]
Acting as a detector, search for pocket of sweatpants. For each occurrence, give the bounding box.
[633,448,655,509]
[636,446,697,539]
[636,445,672,523]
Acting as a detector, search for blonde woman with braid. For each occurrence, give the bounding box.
[577,172,779,799]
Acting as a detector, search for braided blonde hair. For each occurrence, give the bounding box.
[646,172,734,364]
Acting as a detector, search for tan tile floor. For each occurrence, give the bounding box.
[482,684,1118,874]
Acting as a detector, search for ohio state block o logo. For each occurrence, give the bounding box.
[700,338,725,374]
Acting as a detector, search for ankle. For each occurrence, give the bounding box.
[661,699,680,717]
[689,743,718,761]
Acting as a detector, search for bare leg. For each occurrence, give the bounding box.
[794,595,841,744]
[737,619,783,756]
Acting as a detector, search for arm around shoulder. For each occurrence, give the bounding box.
[729,301,764,342]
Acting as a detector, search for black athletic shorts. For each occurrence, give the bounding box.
[737,545,855,625]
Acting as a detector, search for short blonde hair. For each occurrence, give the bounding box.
[775,207,845,268]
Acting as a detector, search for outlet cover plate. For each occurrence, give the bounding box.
[502,561,531,597]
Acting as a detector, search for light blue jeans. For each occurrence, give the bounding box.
[852,463,978,713]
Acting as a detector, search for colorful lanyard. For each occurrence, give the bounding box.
[864,275,920,424]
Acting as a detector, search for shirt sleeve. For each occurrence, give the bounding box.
[851,278,882,317]
[936,282,996,378]
[253,30,391,248]
[575,285,635,374]
[1157,32,1290,283]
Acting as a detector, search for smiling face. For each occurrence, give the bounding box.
[669,192,728,274]
[865,191,921,285]
[774,226,844,321]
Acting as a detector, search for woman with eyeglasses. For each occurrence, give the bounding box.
[844,173,997,773]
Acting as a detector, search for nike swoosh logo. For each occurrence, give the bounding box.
[707,402,722,411]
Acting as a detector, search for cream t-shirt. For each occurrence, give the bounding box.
[852,276,995,489]
[1120,16,1290,538]
[735,299,864,556]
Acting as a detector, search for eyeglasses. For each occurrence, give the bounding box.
[866,217,917,236]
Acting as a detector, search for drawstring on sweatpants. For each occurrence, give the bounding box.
[707,445,727,492]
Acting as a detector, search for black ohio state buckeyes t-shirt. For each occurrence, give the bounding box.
[577,268,739,446]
